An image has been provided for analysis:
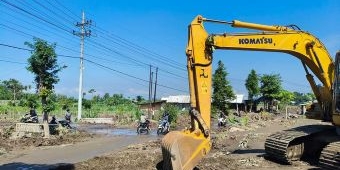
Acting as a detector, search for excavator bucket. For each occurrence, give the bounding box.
[161,131,211,170]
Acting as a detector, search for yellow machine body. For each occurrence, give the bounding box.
[161,15,338,170]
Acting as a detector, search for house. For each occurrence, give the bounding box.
[138,100,166,112]
[228,94,246,112]
[161,95,190,111]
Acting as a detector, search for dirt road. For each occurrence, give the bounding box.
[71,117,327,170]
[0,134,156,170]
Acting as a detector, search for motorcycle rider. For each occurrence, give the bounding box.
[159,112,170,133]
[29,107,37,117]
[65,109,71,123]
[139,113,150,128]
[49,115,58,124]
[161,112,170,126]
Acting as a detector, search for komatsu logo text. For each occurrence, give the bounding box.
[239,37,273,44]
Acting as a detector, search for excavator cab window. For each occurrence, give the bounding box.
[334,52,340,113]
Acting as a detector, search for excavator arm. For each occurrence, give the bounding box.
[161,15,335,170]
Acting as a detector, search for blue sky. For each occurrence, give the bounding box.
[0,0,339,99]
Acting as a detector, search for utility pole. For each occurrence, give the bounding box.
[73,11,91,121]
[148,65,153,117]
[153,67,158,103]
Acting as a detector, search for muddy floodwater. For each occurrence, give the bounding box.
[77,124,159,136]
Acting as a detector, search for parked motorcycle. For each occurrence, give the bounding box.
[58,120,74,129]
[157,119,170,135]
[137,120,150,135]
[20,114,39,123]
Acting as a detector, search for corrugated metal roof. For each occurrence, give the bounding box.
[161,94,244,104]
[161,95,190,103]
[228,94,244,104]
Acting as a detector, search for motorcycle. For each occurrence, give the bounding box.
[218,117,227,127]
[157,119,170,135]
[137,120,150,135]
[20,114,39,123]
[58,120,74,129]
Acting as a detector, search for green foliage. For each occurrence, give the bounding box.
[163,104,180,123]
[25,38,65,91]
[136,95,145,104]
[105,94,131,106]
[0,83,12,100]
[3,78,25,101]
[88,89,96,99]
[276,90,294,105]
[245,69,260,100]
[212,60,235,114]
[82,99,92,109]
[260,74,282,109]
[240,116,249,126]
[55,94,74,110]
[227,114,238,124]
[25,38,65,117]
[293,92,315,104]
[18,93,39,108]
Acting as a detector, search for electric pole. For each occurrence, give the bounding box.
[73,11,91,121]
[153,67,158,103]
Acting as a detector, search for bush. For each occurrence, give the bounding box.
[240,116,249,126]
[163,104,180,123]
[227,114,238,125]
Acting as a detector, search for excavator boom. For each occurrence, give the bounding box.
[161,15,337,169]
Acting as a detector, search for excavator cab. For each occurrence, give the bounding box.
[333,52,340,116]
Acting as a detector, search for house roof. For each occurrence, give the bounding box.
[161,95,190,103]
[227,94,244,104]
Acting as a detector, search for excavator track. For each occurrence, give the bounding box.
[265,124,334,163]
[319,141,340,169]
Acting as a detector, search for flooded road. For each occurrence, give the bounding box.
[77,124,159,136]
[0,123,161,170]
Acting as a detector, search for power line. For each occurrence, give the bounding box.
[4,0,186,80]
[84,58,188,93]
[49,0,186,75]
[0,58,26,64]
[52,0,80,21]
[0,43,188,93]
[0,0,71,33]
[0,1,188,90]
[32,0,75,26]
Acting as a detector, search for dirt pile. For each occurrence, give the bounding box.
[0,123,95,154]
[74,139,163,170]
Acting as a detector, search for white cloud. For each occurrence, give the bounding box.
[54,87,79,97]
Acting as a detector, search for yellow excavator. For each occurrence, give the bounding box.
[161,15,340,170]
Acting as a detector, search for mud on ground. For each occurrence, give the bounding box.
[0,122,95,155]
[72,113,318,170]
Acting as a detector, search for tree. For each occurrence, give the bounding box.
[0,82,12,100]
[88,89,96,100]
[3,78,25,102]
[260,74,282,111]
[245,69,260,112]
[212,60,235,114]
[25,38,65,122]
[292,92,315,104]
[276,90,294,110]
[136,95,145,103]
